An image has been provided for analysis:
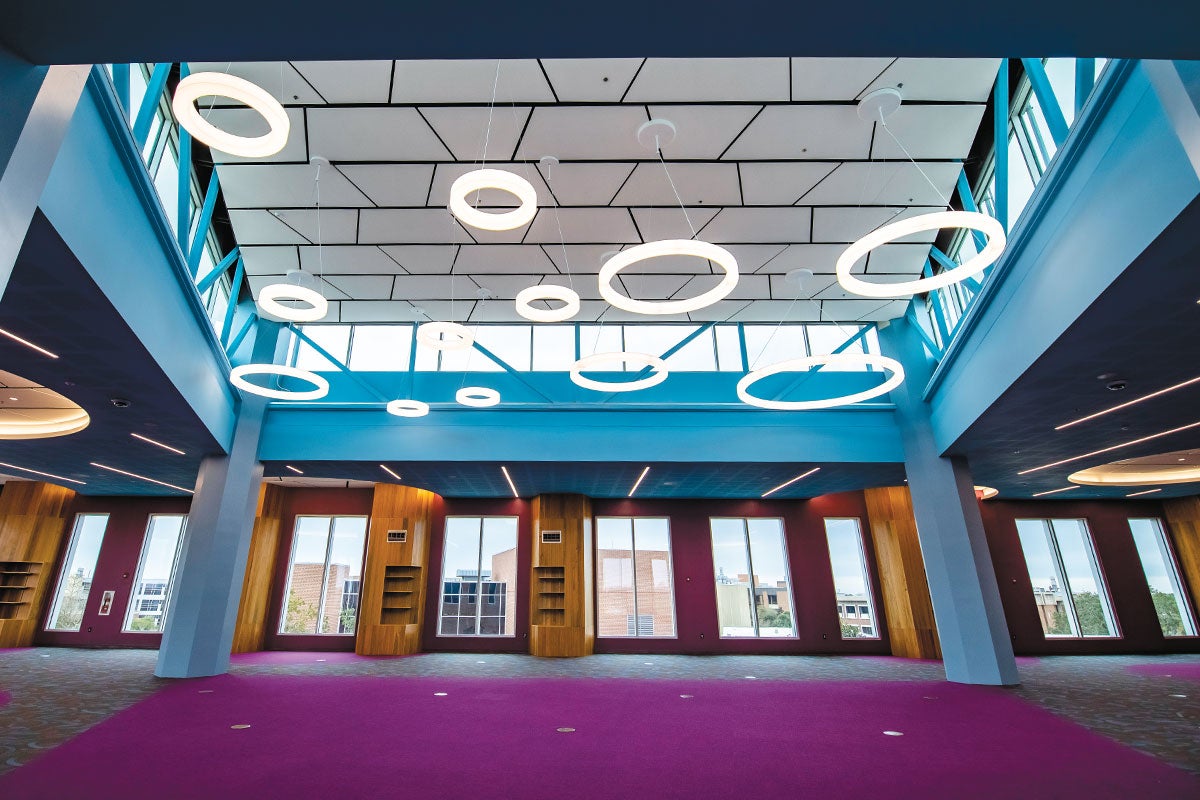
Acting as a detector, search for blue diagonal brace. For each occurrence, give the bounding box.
[187,170,220,275]
[132,62,170,148]
[471,340,556,403]
[768,324,875,402]
[905,302,942,359]
[196,247,240,294]
[599,322,715,404]
[1021,58,1069,148]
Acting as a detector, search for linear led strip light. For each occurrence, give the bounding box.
[500,466,520,498]
[91,462,193,493]
[1018,420,1200,475]
[0,327,59,359]
[1054,376,1200,430]
[762,467,820,498]
[380,465,402,481]
[0,461,85,485]
[130,432,185,455]
[1031,486,1079,497]
[628,466,650,497]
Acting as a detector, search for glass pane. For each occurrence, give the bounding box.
[47,514,109,631]
[596,517,635,637]
[480,517,518,636]
[747,518,795,637]
[1129,519,1197,637]
[1053,519,1117,637]
[714,324,744,371]
[123,515,187,633]
[743,324,807,369]
[806,325,865,359]
[280,517,332,635]
[349,325,412,371]
[633,518,675,637]
[294,325,350,371]
[532,325,576,371]
[710,519,755,637]
[475,326,532,371]
[1044,58,1076,127]
[439,517,482,637]
[825,518,878,639]
[578,325,623,359]
[152,144,180,234]
[1016,519,1077,637]
[439,333,493,371]
[623,326,716,371]
[319,517,366,634]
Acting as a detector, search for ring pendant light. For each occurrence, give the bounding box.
[172,72,291,158]
[736,353,905,410]
[456,387,501,407]
[599,240,739,315]
[386,399,430,418]
[515,284,581,322]
[417,321,475,351]
[835,211,1005,299]
[570,352,669,393]
[256,283,329,323]
[449,169,538,231]
[230,364,329,401]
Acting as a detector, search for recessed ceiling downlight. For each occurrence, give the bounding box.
[1068,449,1200,487]
[0,371,89,439]
[172,72,290,158]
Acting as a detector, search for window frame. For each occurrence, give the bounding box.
[1016,517,1121,640]
[44,513,111,632]
[594,516,678,639]
[709,516,797,639]
[277,515,368,636]
[1128,517,1198,638]
[122,514,188,634]
[435,515,519,638]
[823,517,881,640]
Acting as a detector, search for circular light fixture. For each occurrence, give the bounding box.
[835,211,1006,299]
[0,380,89,440]
[456,387,501,407]
[974,486,999,500]
[416,321,474,351]
[599,240,739,315]
[386,399,430,418]
[1068,455,1200,486]
[736,353,905,410]
[448,169,538,231]
[570,352,669,393]
[172,72,290,158]
[515,284,581,322]
[256,283,329,323]
[230,364,329,401]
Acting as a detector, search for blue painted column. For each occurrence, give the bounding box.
[1145,60,1200,181]
[0,48,88,299]
[156,320,284,678]
[879,317,1019,686]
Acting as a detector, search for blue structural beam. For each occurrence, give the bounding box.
[925,60,1200,454]
[39,68,238,448]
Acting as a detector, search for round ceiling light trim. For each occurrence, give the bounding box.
[0,381,90,440]
[448,168,538,231]
[386,399,430,418]
[835,211,1006,299]
[737,353,905,410]
[256,283,329,323]
[230,364,329,401]
[974,485,999,500]
[1068,463,1200,487]
[172,72,290,158]
[416,321,474,351]
[515,284,581,322]
[570,352,669,393]
[456,387,501,407]
[599,240,740,315]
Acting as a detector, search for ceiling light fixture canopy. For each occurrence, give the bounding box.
[256,283,329,323]
[172,72,290,158]
[448,169,538,231]
[416,321,474,351]
[599,240,739,315]
[835,211,1005,299]
[230,364,329,401]
[570,352,669,393]
[974,485,999,500]
[737,353,905,410]
[515,284,581,322]
[386,399,430,418]
[456,387,501,408]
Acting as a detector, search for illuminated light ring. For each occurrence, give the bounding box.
[416,321,474,351]
[835,211,1006,299]
[448,169,538,231]
[736,353,905,410]
[456,387,501,408]
[386,399,430,418]
[0,408,90,440]
[1068,464,1200,487]
[570,352,669,393]
[172,72,290,158]
[256,284,329,323]
[599,240,739,315]
[515,285,581,322]
[230,364,329,401]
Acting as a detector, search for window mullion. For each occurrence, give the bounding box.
[742,520,760,638]
[1047,522,1081,636]
[315,518,336,635]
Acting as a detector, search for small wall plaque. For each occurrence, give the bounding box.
[541,530,562,544]
[387,530,407,543]
[97,590,115,616]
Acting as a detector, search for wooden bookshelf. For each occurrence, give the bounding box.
[0,482,76,647]
[529,494,594,657]
[0,561,42,620]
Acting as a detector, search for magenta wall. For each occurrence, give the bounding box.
[37,495,191,648]
[981,498,1200,655]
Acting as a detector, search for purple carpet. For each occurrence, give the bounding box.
[2,675,1195,799]
[229,650,401,666]
[1127,661,1200,683]
[0,690,8,708]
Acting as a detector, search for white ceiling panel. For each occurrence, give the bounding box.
[864,243,932,273]
[358,209,474,244]
[461,274,558,299]
[722,106,873,160]
[616,274,695,300]
[739,162,837,205]
[217,163,371,208]
[728,301,825,322]
[291,61,393,104]
[522,208,641,244]
[298,245,407,274]
[207,107,308,163]
[268,208,358,243]
[627,59,789,103]
[698,207,813,243]
[188,62,323,104]
[536,274,603,301]
[377,245,459,274]
[722,244,790,273]
[520,106,653,161]
[336,164,435,207]
[822,299,906,320]
[321,274,395,300]
[769,271,841,299]
[421,106,533,162]
[629,207,720,241]
[861,58,1001,102]
[391,275,481,299]
[789,58,894,101]
[539,162,636,206]
[751,243,852,274]
[227,209,310,244]
[650,105,762,160]
[855,299,910,321]
[390,59,554,103]
[240,245,299,275]
[798,161,962,206]
[612,163,741,206]
[452,245,557,274]
[814,273,923,300]
[540,59,644,102]
[870,105,987,159]
[685,299,754,322]
[340,300,432,323]
[542,244,612,274]
[812,205,942,243]
[307,107,451,161]
[677,273,771,301]
[428,162,552,209]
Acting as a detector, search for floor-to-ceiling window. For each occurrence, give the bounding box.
[595,517,676,638]
[1128,518,1197,638]
[123,515,187,633]
[709,518,795,638]
[437,517,518,636]
[1016,518,1119,638]
[824,518,879,639]
[278,516,368,635]
[45,514,110,632]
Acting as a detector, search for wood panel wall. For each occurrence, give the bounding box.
[0,481,76,648]
[1162,496,1200,612]
[863,486,941,659]
[231,484,285,653]
[356,483,436,655]
[529,493,594,657]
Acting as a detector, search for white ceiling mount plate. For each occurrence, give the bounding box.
[599,240,740,315]
[737,353,905,410]
[570,352,669,393]
[836,211,1006,299]
[416,321,474,351]
[309,155,331,169]
[173,72,291,158]
[456,387,501,407]
[257,283,329,323]
[448,168,538,231]
[515,284,581,322]
[386,399,430,418]
[539,155,560,168]
[857,87,903,123]
[230,364,329,401]
[783,268,815,296]
[637,118,677,151]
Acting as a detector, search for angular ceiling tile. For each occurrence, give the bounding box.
[187,62,323,104]
[216,163,370,208]
[337,164,435,207]
[722,106,872,160]
[539,162,636,206]
[649,105,762,159]
[612,163,741,206]
[627,59,789,102]
[240,245,299,275]
[861,58,1002,102]
[739,162,838,205]
[377,245,459,274]
[869,105,986,159]
[522,208,641,244]
[207,107,307,164]
[307,107,451,161]
[390,59,555,103]
[299,245,407,274]
[698,207,812,243]
[798,161,962,206]
[520,106,652,161]
[421,106,533,162]
[540,59,644,102]
[291,61,393,104]
[629,207,720,241]
[358,209,474,244]
[789,58,894,101]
